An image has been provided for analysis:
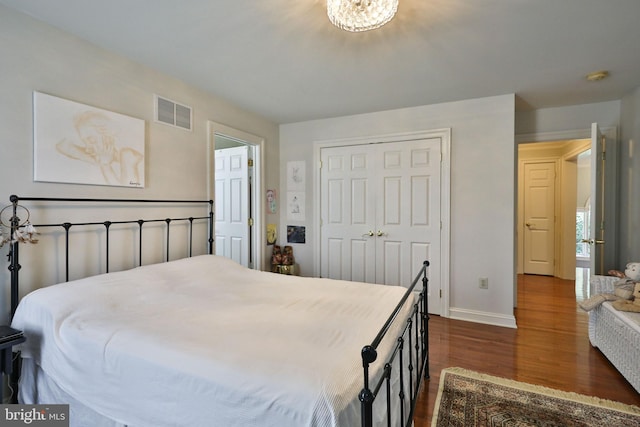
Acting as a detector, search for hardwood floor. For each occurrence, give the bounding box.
[413,272,640,426]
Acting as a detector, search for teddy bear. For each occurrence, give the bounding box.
[612,282,640,312]
[578,262,640,311]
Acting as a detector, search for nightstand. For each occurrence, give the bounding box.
[0,326,25,403]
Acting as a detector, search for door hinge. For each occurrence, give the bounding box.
[248,159,254,167]
[319,160,323,169]
[248,218,254,227]
[439,289,442,298]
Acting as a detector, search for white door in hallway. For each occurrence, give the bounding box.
[215,145,250,267]
[320,138,442,314]
[523,161,555,275]
[589,123,606,275]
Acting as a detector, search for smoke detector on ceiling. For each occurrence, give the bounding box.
[586,70,609,82]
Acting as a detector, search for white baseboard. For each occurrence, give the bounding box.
[447,307,517,329]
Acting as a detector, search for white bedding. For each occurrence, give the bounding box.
[12,255,414,427]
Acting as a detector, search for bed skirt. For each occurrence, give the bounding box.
[19,358,125,427]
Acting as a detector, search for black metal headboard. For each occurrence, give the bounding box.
[6,195,214,319]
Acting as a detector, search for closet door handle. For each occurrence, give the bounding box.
[376,230,386,237]
[363,230,374,237]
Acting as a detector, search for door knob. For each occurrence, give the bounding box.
[581,239,605,245]
[376,230,386,237]
[362,230,374,237]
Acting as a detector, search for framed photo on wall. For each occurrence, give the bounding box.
[287,225,306,244]
[33,91,145,188]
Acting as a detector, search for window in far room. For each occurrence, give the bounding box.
[576,200,590,261]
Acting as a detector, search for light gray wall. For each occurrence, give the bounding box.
[280,94,517,327]
[515,101,621,135]
[619,86,640,264]
[0,5,279,322]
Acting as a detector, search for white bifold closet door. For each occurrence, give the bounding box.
[320,138,441,313]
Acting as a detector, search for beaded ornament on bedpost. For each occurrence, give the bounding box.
[5,195,39,320]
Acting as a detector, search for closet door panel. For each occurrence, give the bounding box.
[376,139,441,288]
[321,146,376,282]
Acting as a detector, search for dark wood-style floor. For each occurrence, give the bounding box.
[413,271,640,426]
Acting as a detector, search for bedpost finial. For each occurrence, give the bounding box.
[361,345,377,365]
[423,260,430,267]
[10,195,18,204]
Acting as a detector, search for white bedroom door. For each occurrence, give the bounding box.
[215,145,250,267]
[320,138,442,314]
[589,122,610,275]
[522,161,555,275]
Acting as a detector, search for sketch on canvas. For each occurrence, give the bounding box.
[33,92,145,188]
[287,191,305,221]
[286,161,305,191]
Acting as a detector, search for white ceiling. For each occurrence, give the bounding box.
[2,0,640,124]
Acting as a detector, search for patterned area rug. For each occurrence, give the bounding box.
[432,367,640,426]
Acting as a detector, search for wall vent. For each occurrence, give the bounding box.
[154,95,192,131]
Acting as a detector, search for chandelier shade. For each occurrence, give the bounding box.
[327,0,398,32]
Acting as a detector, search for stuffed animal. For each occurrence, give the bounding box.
[281,245,295,266]
[271,245,283,265]
[579,262,640,311]
[612,282,640,313]
[610,262,640,300]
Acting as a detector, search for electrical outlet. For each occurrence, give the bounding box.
[479,277,489,289]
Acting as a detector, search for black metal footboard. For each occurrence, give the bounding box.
[360,260,430,427]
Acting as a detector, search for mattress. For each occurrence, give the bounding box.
[12,255,413,427]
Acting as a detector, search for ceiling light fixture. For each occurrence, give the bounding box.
[586,70,609,82]
[327,0,398,32]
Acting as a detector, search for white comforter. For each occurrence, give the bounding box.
[12,255,413,427]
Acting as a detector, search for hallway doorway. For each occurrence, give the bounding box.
[517,138,590,280]
[208,121,265,270]
[516,125,618,283]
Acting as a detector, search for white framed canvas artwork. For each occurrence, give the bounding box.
[33,92,145,188]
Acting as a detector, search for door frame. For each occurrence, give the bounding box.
[313,129,451,317]
[207,121,265,270]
